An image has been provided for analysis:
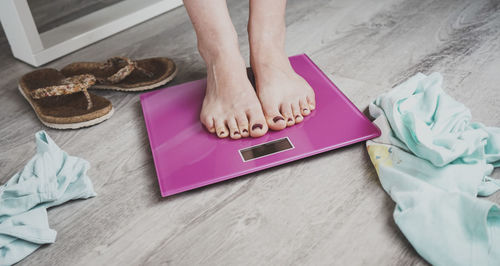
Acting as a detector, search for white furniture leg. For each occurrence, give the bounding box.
[0,0,183,67]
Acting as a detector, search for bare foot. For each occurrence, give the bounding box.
[200,55,268,139]
[247,0,316,131]
[251,53,316,131]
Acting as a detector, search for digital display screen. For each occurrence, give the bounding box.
[239,137,294,162]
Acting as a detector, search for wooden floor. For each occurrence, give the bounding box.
[1,0,500,265]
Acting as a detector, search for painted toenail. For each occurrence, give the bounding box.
[288,118,293,122]
[252,124,263,130]
[243,129,248,133]
[234,131,240,135]
[219,131,224,135]
[273,116,285,123]
[296,115,301,119]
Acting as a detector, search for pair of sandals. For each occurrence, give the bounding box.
[19,57,177,129]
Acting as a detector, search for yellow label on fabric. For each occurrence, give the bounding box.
[367,144,393,175]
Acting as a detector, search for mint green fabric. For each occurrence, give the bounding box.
[367,72,500,266]
[0,131,96,266]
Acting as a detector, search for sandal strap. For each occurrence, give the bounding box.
[97,56,154,84]
[30,74,96,110]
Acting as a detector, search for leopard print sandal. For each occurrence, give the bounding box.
[60,56,177,92]
[19,69,114,129]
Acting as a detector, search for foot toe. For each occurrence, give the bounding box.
[227,118,241,139]
[201,115,216,133]
[248,111,268,137]
[250,123,267,137]
[214,119,229,138]
[300,99,311,116]
[307,95,316,110]
[292,102,303,123]
[280,103,295,127]
[236,114,250,138]
[265,108,287,131]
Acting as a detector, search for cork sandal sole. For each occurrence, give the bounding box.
[61,57,177,91]
[19,69,114,129]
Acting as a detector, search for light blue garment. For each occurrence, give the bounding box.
[366,72,500,266]
[0,131,96,266]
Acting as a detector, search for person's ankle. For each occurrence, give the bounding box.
[250,45,290,74]
[200,43,245,69]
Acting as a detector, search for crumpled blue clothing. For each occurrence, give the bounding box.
[366,72,500,266]
[0,131,96,266]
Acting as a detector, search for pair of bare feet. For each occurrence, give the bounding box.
[184,0,315,139]
[199,49,316,139]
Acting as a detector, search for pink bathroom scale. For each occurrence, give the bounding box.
[140,54,380,197]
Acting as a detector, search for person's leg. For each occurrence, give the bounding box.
[184,0,268,138]
[248,0,316,130]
